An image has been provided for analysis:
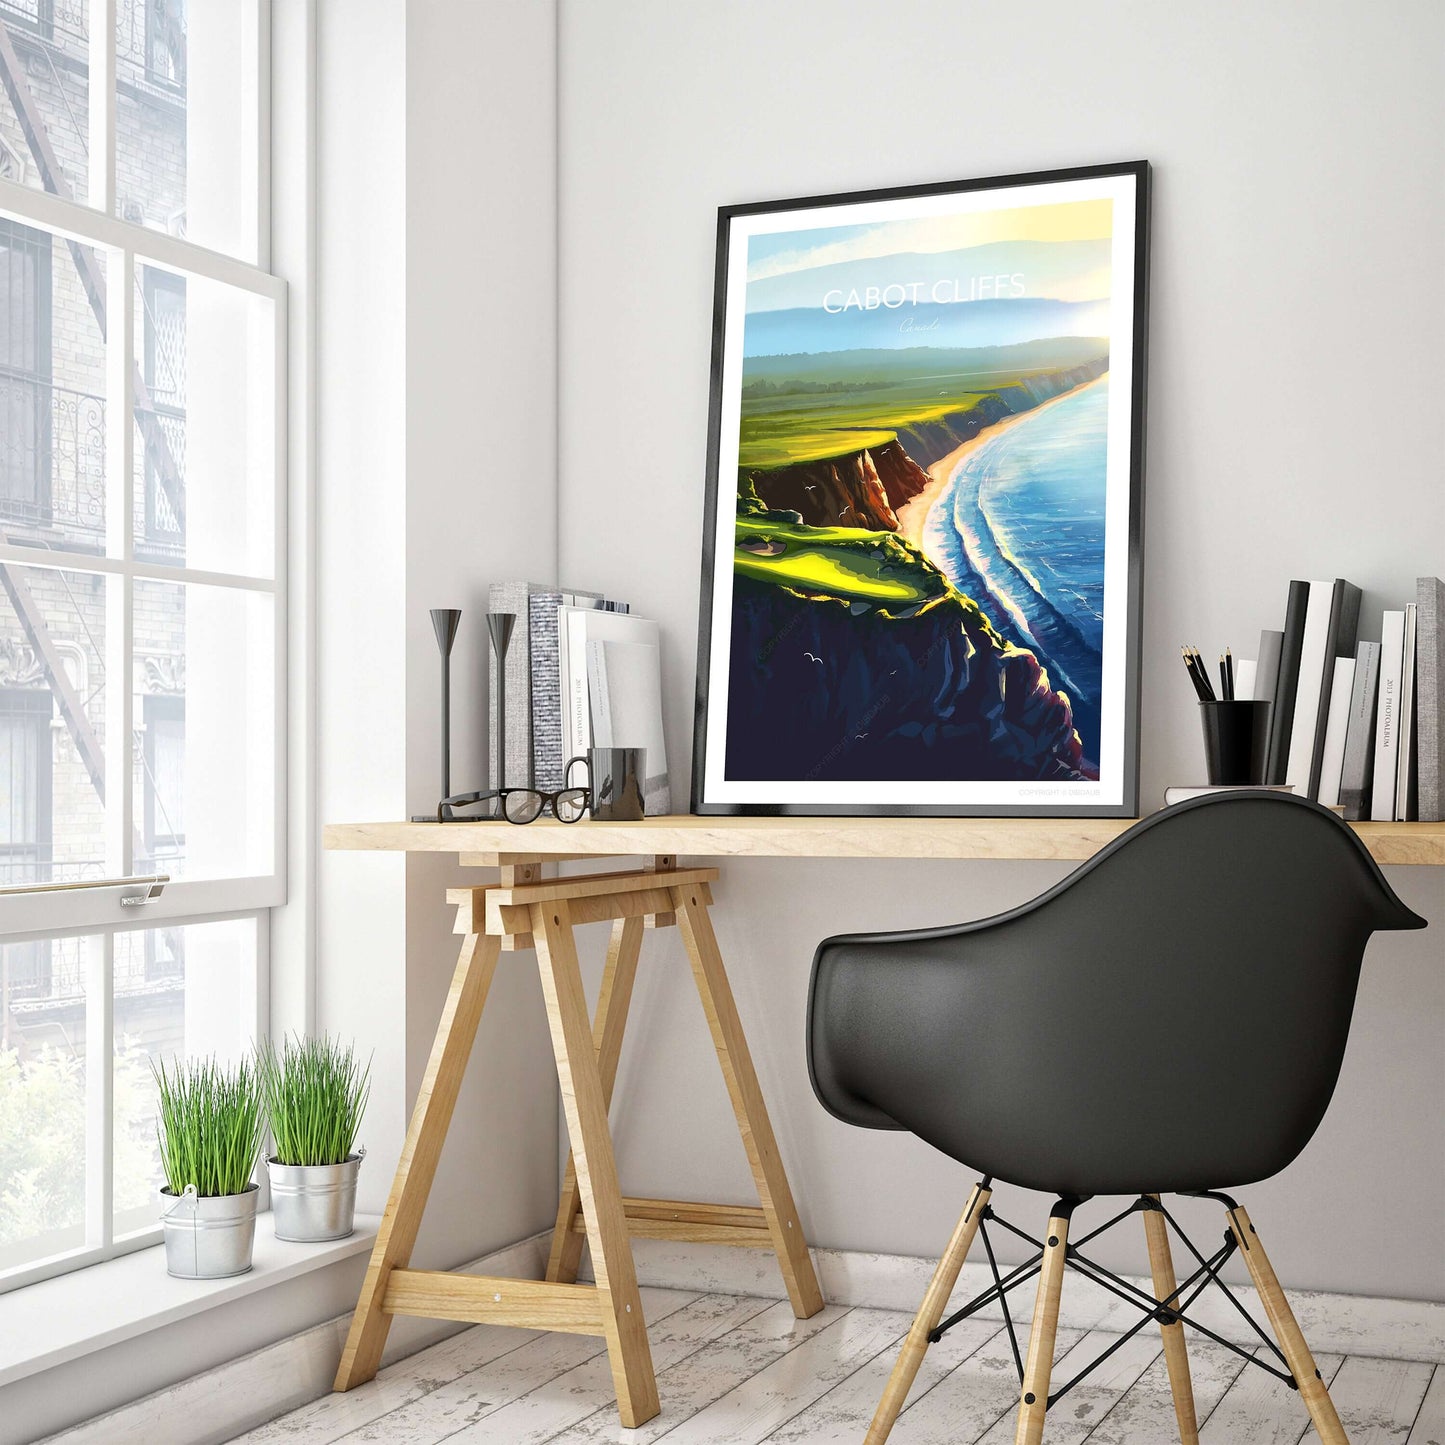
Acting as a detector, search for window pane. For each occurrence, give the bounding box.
[0,0,91,201]
[133,577,272,880]
[0,563,108,886]
[133,264,275,576]
[0,935,87,1276]
[0,220,107,553]
[115,1,258,261]
[113,917,256,1239]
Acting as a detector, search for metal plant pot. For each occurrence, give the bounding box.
[160,1183,259,1279]
[267,1153,362,1242]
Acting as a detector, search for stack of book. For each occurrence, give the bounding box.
[1234,576,1444,821]
[487,581,671,815]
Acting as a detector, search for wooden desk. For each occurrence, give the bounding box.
[326,812,1442,1426]
[326,814,1445,867]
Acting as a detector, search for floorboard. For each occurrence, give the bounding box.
[229,1291,1445,1445]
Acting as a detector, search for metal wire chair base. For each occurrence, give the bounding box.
[927,1190,1295,1411]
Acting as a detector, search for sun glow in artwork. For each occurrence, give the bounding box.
[694,164,1149,816]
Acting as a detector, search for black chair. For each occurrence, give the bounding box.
[807,792,1426,1445]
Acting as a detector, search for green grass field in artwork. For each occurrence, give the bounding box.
[732,514,984,620]
[737,338,1107,469]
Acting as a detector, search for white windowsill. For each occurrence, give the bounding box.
[0,1212,380,1390]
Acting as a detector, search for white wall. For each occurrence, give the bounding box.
[557,0,1445,1300]
[317,0,561,1268]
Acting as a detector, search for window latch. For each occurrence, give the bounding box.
[118,876,169,907]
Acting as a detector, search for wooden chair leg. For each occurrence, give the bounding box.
[865,1182,992,1445]
[672,885,825,1318]
[546,915,645,1285]
[1014,1204,1073,1445]
[1227,1205,1347,1445]
[533,902,660,1429]
[1143,1196,1199,1445]
[335,931,502,1390]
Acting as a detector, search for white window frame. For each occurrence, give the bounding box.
[0,0,286,1292]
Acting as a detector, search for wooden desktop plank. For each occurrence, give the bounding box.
[324,816,1445,866]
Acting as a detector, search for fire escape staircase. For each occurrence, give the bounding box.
[0,19,187,825]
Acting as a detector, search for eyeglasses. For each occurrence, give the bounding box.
[438,787,590,825]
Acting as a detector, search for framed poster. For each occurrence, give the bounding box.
[692,160,1149,817]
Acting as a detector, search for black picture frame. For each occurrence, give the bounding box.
[692,160,1150,818]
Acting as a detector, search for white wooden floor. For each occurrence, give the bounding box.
[233,1288,1445,1445]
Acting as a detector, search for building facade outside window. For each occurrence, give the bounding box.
[0,0,282,1289]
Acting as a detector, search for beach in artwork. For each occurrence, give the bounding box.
[724,197,1116,785]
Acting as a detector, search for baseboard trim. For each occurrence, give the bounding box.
[48,1227,1445,1442]
[42,1234,551,1445]
[589,1237,1445,1364]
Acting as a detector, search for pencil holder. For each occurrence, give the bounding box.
[1199,700,1272,785]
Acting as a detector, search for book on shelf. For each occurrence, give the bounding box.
[530,588,603,789]
[1267,582,1310,785]
[1338,641,1380,822]
[487,580,547,791]
[1417,577,1445,823]
[1316,655,1356,809]
[1163,784,1293,805]
[1255,629,1284,715]
[1395,603,1418,822]
[561,608,670,814]
[1371,610,1407,823]
[1283,578,1361,800]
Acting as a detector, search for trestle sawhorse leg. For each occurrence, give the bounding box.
[333,856,822,1428]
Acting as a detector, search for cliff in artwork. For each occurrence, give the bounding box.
[740,356,1106,533]
[728,511,1089,783]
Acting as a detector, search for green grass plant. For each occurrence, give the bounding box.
[259,1035,370,1167]
[153,1055,263,1198]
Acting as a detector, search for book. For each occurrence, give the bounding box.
[1234,658,1257,702]
[1395,603,1418,822]
[529,588,603,790]
[1371,610,1407,823]
[488,581,547,791]
[1284,579,1361,800]
[1163,784,1293,805]
[1338,641,1381,822]
[1316,655,1356,809]
[1255,629,1284,713]
[1417,577,1445,822]
[1267,583,1310,785]
[560,609,669,812]
[586,637,671,815]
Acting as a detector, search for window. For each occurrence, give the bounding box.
[0,0,278,1292]
[0,218,52,525]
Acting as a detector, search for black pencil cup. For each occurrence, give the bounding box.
[1199,700,1273,785]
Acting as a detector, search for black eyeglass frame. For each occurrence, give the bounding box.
[436,787,590,825]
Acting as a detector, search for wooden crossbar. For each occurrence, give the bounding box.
[565,1196,773,1247]
[382,1270,605,1334]
[492,866,718,906]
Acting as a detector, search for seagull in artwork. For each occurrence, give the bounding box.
[803,651,823,665]
[854,733,868,740]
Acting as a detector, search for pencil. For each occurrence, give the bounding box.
[1224,646,1234,701]
[1182,646,1209,701]
[1192,647,1217,702]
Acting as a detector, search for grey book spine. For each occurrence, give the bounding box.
[1267,581,1310,784]
[1255,629,1284,711]
[1306,579,1362,800]
[1395,604,1419,822]
[1417,577,1445,822]
[488,581,543,790]
[529,592,565,790]
[1338,641,1380,821]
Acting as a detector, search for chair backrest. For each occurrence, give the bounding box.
[807,793,1427,1196]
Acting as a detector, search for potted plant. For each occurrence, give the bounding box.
[154,1055,264,1279]
[258,1034,370,1242]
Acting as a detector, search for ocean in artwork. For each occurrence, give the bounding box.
[921,376,1108,758]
